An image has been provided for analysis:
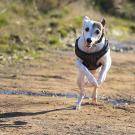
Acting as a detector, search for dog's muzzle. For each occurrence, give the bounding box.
[86,38,93,48]
[86,38,92,44]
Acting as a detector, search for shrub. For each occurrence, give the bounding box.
[73,16,82,27]
[0,15,8,28]
[49,19,59,28]
[36,0,59,13]
[58,27,68,38]
[49,36,59,45]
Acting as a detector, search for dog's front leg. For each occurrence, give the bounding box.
[75,70,85,110]
[98,51,111,85]
[98,61,111,86]
[76,59,98,87]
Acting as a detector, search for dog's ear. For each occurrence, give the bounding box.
[83,16,89,28]
[101,18,106,27]
[83,16,90,21]
[83,16,90,27]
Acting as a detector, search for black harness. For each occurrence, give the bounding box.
[75,37,109,70]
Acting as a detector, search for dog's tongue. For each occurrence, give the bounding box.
[86,43,92,48]
[85,42,93,48]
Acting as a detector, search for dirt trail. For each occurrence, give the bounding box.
[0,50,135,135]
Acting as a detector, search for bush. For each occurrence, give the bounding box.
[87,0,135,20]
[88,0,114,12]
[73,16,82,27]
[0,15,8,28]
[36,0,59,13]
[49,36,59,45]
[49,19,59,28]
[50,11,63,19]
[58,27,68,38]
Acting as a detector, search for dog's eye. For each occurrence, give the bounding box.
[95,29,100,34]
[85,27,89,32]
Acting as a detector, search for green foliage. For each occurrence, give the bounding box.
[0,36,8,44]
[122,2,135,19]
[49,19,59,28]
[49,36,60,45]
[21,0,34,4]
[130,25,135,33]
[10,1,25,15]
[28,49,40,58]
[49,11,64,19]
[0,15,8,27]
[0,44,9,53]
[36,0,59,13]
[107,16,135,41]
[62,6,69,14]
[87,0,112,11]
[87,0,135,20]
[58,27,68,38]
[0,0,134,64]
[73,16,82,27]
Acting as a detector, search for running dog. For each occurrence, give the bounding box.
[75,16,111,109]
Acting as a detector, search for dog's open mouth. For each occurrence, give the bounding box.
[86,43,93,48]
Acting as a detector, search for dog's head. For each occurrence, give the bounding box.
[82,16,105,48]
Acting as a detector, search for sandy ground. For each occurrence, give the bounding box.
[0,50,135,135]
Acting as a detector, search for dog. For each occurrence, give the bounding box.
[74,16,111,109]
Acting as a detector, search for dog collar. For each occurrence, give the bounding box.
[95,32,104,44]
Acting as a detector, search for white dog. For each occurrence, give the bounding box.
[75,16,111,109]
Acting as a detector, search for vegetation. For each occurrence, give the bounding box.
[87,0,135,20]
[0,0,135,63]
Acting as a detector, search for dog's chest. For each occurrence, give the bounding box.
[79,44,100,53]
[78,36,105,53]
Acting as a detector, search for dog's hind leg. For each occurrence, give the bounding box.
[75,70,85,110]
[91,87,98,104]
[90,70,98,104]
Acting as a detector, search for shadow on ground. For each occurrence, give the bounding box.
[0,121,27,128]
[0,106,74,119]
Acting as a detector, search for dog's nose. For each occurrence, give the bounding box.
[86,38,92,43]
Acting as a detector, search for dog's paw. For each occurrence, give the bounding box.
[75,105,81,110]
[73,104,81,110]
